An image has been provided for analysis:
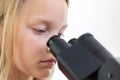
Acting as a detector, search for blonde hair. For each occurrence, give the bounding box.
[0,0,19,80]
[0,0,69,80]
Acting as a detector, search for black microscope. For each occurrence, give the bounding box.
[47,33,120,80]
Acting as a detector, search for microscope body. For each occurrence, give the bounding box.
[47,33,120,80]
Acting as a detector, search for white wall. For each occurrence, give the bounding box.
[51,0,120,79]
[65,0,120,57]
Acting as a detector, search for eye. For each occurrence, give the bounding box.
[33,28,46,33]
[31,24,46,33]
[32,28,46,35]
[34,29,46,33]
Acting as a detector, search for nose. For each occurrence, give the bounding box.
[46,32,59,53]
[46,34,56,53]
[47,46,50,53]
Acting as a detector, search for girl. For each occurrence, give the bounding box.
[0,0,69,80]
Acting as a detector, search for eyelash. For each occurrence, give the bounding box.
[31,27,64,37]
[33,28,46,34]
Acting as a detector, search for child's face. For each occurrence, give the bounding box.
[13,0,68,79]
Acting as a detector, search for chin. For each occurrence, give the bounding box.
[35,68,54,79]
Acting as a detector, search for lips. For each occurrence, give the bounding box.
[40,58,56,67]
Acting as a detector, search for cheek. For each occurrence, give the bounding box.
[13,26,46,73]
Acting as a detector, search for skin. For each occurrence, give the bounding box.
[12,0,68,80]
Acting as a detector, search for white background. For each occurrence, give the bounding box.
[51,0,120,79]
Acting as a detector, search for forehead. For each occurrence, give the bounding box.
[19,0,67,14]
[17,0,68,27]
[18,0,68,14]
[19,0,67,18]
[21,0,67,6]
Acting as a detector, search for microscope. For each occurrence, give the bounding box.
[47,33,120,80]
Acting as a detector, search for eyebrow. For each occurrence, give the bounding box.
[28,17,55,27]
[28,17,68,29]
